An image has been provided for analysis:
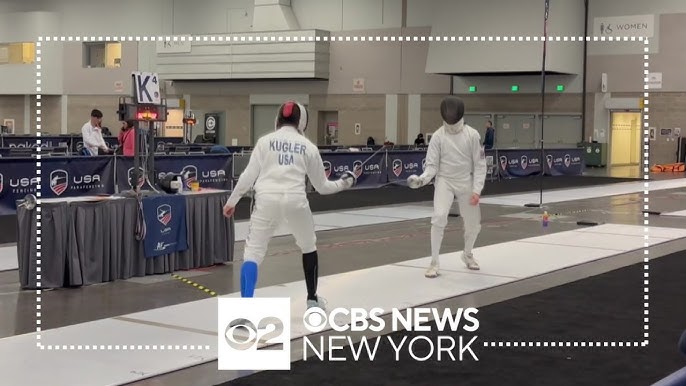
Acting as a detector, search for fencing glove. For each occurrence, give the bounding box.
[340,170,357,189]
[407,174,424,189]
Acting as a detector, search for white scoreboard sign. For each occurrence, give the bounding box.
[132,71,161,105]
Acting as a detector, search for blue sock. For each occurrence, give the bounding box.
[241,261,258,298]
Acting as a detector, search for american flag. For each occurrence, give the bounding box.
[51,175,68,195]
[353,163,363,178]
[392,159,403,177]
[157,205,172,226]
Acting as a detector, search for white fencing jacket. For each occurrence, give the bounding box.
[419,119,488,195]
[227,125,347,207]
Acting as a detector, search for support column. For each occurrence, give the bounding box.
[183,94,191,115]
[61,95,69,134]
[183,93,192,142]
[408,94,421,143]
[385,94,398,143]
[24,95,31,134]
[593,92,611,143]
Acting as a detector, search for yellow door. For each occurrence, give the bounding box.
[610,111,642,166]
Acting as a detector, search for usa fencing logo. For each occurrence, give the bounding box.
[564,154,571,168]
[499,155,508,171]
[50,169,68,196]
[181,165,198,189]
[394,158,420,177]
[421,158,426,172]
[127,167,146,189]
[546,154,553,169]
[218,297,291,371]
[392,159,403,177]
[323,161,332,179]
[157,204,172,226]
[157,164,227,189]
[521,155,529,170]
[353,160,363,178]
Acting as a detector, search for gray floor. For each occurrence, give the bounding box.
[583,164,643,178]
[1,176,685,385]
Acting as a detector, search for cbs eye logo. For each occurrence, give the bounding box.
[224,317,284,350]
[303,307,329,333]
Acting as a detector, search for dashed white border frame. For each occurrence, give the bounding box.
[34,35,649,351]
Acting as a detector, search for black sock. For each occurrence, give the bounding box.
[302,251,318,301]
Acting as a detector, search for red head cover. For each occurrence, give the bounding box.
[283,101,295,118]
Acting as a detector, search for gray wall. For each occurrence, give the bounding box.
[425,0,585,75]
[586,13,686,93]
[587,0,686,55]
[62,42,139,95]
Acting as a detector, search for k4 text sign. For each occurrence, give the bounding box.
[132,72,162,105]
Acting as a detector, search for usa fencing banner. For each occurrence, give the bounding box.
[154,136,185,152]
[386,151,426,185]
[41,157,115,200]
[544,149,584,176]
[114,157,148,192]
[0,134,185,153]
[114,155,232,192]
[154,155,232,190]
[1,136,71,149]
[142,194,188,258]
[497,149,543,178]
[72,136,119,153]
[0,158,43,215]
[321,152,387,189]
[0,157,115,215]
[156,136,185,143]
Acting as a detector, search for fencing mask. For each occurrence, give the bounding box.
[296,102,308,133]
[440,96,465,134]
[275,101,308,134]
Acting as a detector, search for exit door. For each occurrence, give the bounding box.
[610,111,642,166]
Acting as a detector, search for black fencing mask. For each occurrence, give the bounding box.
[440,96,465,125]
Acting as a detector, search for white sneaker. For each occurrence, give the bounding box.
[425,261,440,278]
[461,253,480,270]
[307,296,328,311]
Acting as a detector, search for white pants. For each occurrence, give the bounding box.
[430,178,482,264]
[244,193,317,265]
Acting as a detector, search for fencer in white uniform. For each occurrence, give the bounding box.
[223,101,356,310]
[407,96,487,278]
